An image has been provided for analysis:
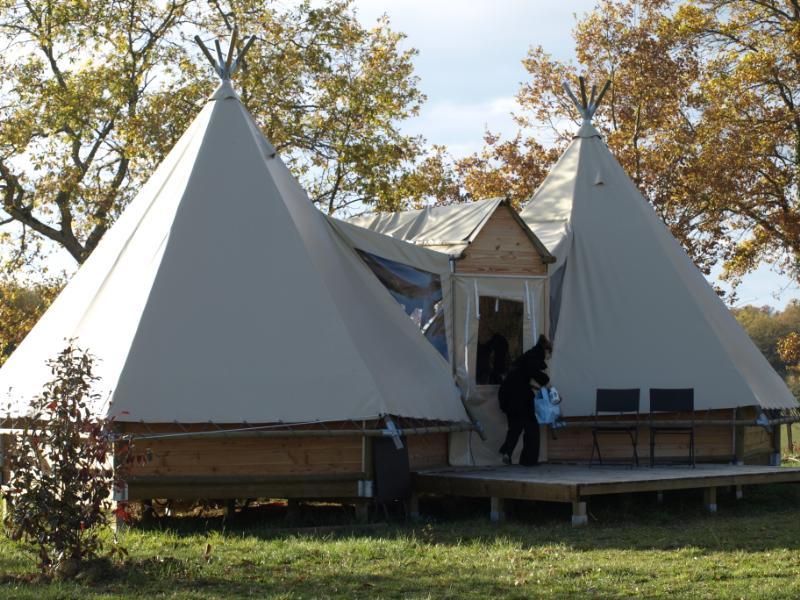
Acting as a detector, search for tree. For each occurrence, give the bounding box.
[733,300,800,397]
[0,278,63,365]
[451,0,800,286]
[0,0,425,271]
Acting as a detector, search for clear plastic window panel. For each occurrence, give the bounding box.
[357,250,448,360]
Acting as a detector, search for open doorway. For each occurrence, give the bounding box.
[475,296,524,384]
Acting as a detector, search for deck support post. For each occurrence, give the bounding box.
[656,491,664,504]
[286,498,301,520]
[490,497,505,522]
[353,500,370,524]
[140,500,154,524]
[571,500,588,527]
[408,493,420,521]
[735,485,743,500]
[770,422,782,466]
[703,487,717,513]
[734,408,746,465]
[224,499,236,521]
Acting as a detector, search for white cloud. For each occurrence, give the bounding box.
[402,96,520,157]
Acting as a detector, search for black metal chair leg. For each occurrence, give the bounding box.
[650,430,656,468]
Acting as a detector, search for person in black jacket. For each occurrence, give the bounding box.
[498,334,553,466]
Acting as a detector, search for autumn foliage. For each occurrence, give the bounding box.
[0,279,62,366]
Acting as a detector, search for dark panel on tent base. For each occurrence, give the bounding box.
[372,436,411,502]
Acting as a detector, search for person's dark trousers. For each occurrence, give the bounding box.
[499,413,540,465]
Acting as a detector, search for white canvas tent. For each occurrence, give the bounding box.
[0,68,468,427]
[520,80,797,415]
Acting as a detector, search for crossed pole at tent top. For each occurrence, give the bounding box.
[562,76,611,123]
[194,27,256,81]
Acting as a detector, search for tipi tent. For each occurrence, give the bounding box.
[0,34,469,504]
[520,80,797,416]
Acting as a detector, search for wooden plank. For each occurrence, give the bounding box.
[414,465,800,504]
[127,479,363,501]
[126,436,363,478]
[577,469,800,496]
[549,428,734,462]
[456,206,547,276]
[413,473,577,502]
[118,420,384,434]
[407,433,449,470]
[548,410,744,463]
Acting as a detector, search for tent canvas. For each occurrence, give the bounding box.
[520,82,797,415]
[342,201,551,465]
[0,78,468,427]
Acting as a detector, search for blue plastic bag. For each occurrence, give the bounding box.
[534,386,564,427]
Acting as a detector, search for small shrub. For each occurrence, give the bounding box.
[2,343,121,577]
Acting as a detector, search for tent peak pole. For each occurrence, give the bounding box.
[563,77,611,123]
[194,28,257,81]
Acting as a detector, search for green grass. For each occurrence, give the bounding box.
[3,485,800,599]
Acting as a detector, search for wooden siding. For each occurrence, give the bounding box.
[547,408,773,464]
[456,205,548,276]
[407,433,449,470]
[124,433,450,479]
[124,436,364,478]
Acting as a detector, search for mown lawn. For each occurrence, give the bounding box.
[2,483,800,599]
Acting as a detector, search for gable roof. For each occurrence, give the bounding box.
[347,197,554,262]
[0,80,467,425]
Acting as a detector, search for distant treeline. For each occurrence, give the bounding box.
[733,302,800,398]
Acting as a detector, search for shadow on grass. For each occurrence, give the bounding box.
[126,482,800,553]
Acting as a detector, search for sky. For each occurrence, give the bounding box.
[5,1,798,308]
[343,0,800,309]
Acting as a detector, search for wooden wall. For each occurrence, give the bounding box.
[456,205,548,276]
[407,433,449,470]
[118,429,449,502]
[546,408,774,464]
[125,435,364,479]
[0,434,8,485]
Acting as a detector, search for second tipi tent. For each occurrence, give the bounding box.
[520,81,796,415]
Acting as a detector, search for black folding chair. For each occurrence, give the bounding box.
[649,388,695,468]
[590,389,640,468]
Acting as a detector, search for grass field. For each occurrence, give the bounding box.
[2,482,800,599]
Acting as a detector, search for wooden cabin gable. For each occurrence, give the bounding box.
[456,205,548,276]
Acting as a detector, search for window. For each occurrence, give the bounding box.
[357,250,448,360]
[476,297,524,384]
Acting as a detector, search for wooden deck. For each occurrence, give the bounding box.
[412,464,800,526]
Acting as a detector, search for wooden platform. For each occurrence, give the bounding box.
[412,463,800,526]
